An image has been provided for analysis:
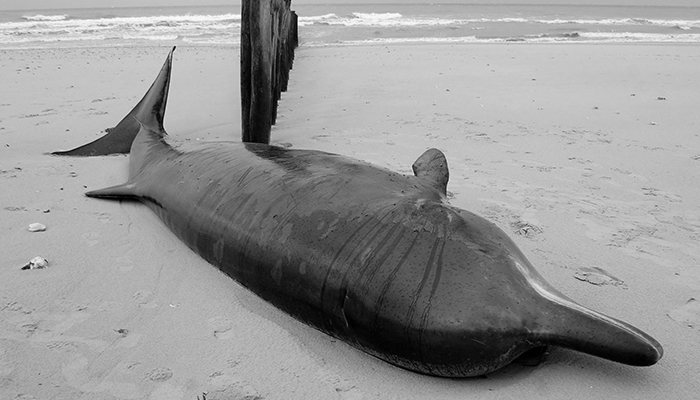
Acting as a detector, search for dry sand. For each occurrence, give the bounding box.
[1,43,699,399]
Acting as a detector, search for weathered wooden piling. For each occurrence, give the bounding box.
[241,0,298,144]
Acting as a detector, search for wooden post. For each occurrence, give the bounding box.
[241,0,298,144]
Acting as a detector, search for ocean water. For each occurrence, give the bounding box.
[1,3,699,49]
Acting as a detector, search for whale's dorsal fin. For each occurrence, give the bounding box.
[412,148,449,196]
[52,46,175,156]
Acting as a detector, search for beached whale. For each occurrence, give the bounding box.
[56,48,662,377]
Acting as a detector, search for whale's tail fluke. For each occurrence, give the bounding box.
[52,46,175,157]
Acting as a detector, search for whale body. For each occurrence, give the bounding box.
[63,48,661,377]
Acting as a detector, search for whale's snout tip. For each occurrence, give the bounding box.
[634,338,663,367]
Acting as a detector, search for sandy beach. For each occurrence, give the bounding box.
[1,42,699,399]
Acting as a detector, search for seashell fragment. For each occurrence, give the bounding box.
[21,256,49,270]
[28,222,46,232]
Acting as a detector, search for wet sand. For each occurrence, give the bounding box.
[1,43,699,399]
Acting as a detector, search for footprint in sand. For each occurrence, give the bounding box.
[3,205,28,212]
[611,167,648,182]
[575,217,619,244]
[9,311,110,351]
[132,290,157,309]
[146,367,173,382]
[0,345,14,384]
[61,354,142,398]
[148,382,186,400]
[82,231,100,247]
[670,271,700,291]
[132,290,151,301]
[335,385,365,400]
[312,134,330,141]
[61,354,91,388]
[0,167,23,178]
[91,96,116,103]
[316,369,365,400]
[568,157,596,166]
[116,256,134,272]
[10,395,39,400]
[46,340,79,353]
[205,373,262,400]
[641,187,683,203]
[668,298,700,328]
[88,300,123,312]
[207,316,235,340]
[114,329,141,348]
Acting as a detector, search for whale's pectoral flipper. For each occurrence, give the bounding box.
[412,148,449,196]
[52,46,175,157]
[85,182,140,200]
[86,122,168,201]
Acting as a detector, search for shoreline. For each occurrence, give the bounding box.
[3,40,700,52]
[1,43,699,399]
